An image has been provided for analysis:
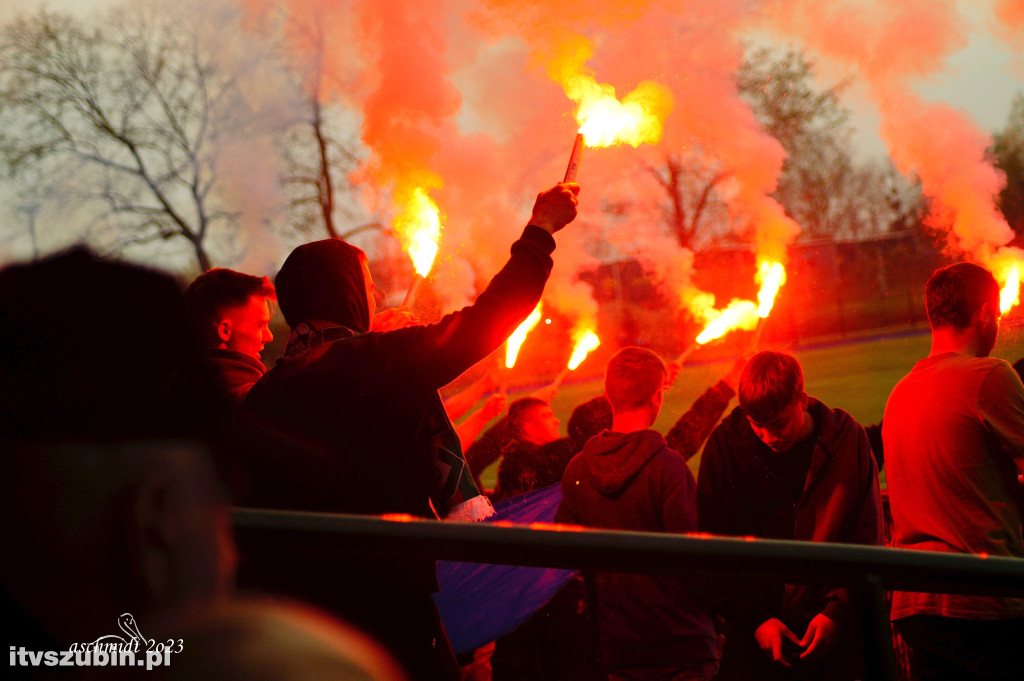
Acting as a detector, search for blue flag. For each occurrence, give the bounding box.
[433,485,577,654]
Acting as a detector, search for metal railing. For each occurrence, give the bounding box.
[234,508,1024,681]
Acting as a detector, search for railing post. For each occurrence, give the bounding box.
[860,573,899,681]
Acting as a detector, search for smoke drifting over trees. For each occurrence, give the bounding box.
[0,0,1020,332]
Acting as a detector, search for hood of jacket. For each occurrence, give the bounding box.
[274,238,370,333]
[578,429,669,496]
[725,396,856,456]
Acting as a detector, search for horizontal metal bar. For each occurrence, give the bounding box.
[233,508,1024,597]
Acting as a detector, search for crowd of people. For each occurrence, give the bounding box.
[3,180,1023,681]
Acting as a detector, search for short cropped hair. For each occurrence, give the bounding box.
[738,351,804,422]
[508,397,547,439]
[184,268,276,341]
[925,262,1000,330]
[605,347,666,413]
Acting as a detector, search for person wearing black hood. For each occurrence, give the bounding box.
[556,347,719,681]
[697,351,883,681]
[241,183,579,681]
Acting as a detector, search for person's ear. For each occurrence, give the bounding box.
[126,473,176,604]
[979,302,998,325]
[216,320,232,343]
[798,391,809,412]
[651,389,664,420]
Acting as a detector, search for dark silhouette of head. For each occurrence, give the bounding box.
[0,248,234,648]
[274,239,373,333]
[567,395,612,453]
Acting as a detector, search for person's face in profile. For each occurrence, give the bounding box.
[219,295,273,360]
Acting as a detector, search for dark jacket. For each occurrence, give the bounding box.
[665,379,735,460]
[697,398,883,679]
[203,348,265,401]
[556,430,718,669]
[493,437,575,502]
[243,223,555,558]
[239,226,555,681]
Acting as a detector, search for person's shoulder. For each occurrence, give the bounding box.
[650,441,694,478]
[810,397,868,449]
[808,396,859,428]
[979,357,1024,396]
[940,355,1022,395]
[542,437,575,461]
[706,406,746,445]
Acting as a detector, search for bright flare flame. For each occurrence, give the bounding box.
[986,247,1024,315]
[575,79,673,148]
[1000,265,1020,315]
[550,38,673,150]
[567,329,600,370]
[756,260,787,318]
[695,300,759,345]
[506,304,543,369]
[394,187,442,277]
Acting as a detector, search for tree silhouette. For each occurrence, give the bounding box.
[0,6,275,271]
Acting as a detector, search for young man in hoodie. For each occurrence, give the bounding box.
[184,268,276,400]
[697,351,883,681]
[556,347,719,681]
[241,183,579,681]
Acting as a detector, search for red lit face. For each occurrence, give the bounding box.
[218,295,273,360]
[521,405,561,446]
[746,393,809,453]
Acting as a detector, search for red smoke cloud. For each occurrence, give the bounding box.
[238,0,1018,320]
[763,0,1018,275]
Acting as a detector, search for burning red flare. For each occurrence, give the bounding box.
[688,258,788,345]
[1000,264,1021,315]
[986,248,1024,315]
[549,35,673,159]
[506,303,543,369]
[756,260,787,318]
[695,300,759,345]
[567,328,600,370]
[395,187,442,277]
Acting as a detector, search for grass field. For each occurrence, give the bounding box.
[477,319,1024,489]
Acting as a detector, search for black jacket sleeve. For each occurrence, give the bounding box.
[378,225,555,392]
[666,380,734,461]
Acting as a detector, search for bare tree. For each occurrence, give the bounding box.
[271,8,371,242]
[0,6,268,271]
[646,151,732,250]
